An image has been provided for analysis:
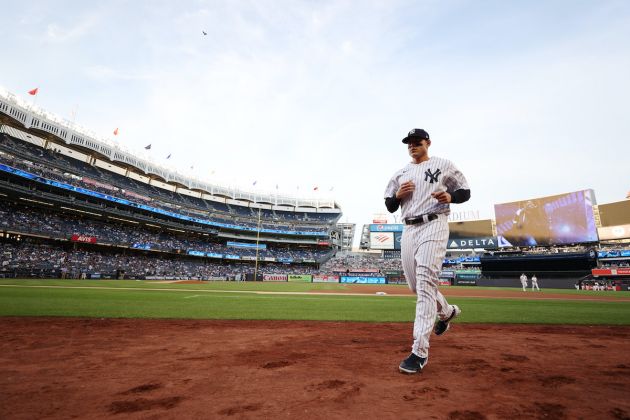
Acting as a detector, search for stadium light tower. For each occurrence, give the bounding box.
[254,207,262,280]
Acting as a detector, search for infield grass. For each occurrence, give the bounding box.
[0,279,629,325]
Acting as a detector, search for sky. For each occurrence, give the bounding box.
[1,0,629,247]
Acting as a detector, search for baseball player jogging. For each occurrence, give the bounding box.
[384,128,470,374]
[520,273,528,291]
[531,274,540,291]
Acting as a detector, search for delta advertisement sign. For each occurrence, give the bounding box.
[448,237,498,249]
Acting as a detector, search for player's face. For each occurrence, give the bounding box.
[407,139,430,162]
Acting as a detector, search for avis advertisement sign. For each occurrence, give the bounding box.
[447,237,498,249]
[70,234,97,244]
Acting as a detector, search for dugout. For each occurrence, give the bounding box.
[478,250,597,289]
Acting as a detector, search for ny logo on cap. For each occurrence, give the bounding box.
[409,129,416,135]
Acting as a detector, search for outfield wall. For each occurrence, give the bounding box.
[477,274,588,289]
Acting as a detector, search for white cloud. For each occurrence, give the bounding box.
[45,15,97,43]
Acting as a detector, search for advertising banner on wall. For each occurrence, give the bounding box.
[340,276,387,284]
[370,232,394,250]
[70,234,97,244]
[312,275,340,283]
[263,274,288,282]
[370,224,404,232]
[347,268,381,274]
[227,241,267,249]
[592,268,630,277]
[597,224,630,241]
[447,237,498,249]
[288,274,312,282]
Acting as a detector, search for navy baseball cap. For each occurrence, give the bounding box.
[402,128,430,143]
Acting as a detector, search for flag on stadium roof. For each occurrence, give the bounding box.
[144,144,151,150]
[113,128,119,136]
[166,153,171,159]
[28,87,38,96]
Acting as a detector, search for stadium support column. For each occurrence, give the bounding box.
[254,207,262,280]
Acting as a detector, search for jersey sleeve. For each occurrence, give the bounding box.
[384,172,400,199]
[444,161,469,191]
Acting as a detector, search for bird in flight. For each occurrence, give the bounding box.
[202,30,207,35]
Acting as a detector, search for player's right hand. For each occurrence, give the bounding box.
[396,181,415,200]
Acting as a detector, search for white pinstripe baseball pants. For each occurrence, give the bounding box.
[401,214,452,358]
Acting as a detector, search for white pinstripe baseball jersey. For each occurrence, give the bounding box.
[385,155,469,363]
[383,156,469,220]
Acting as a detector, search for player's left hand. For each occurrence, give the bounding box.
[431,191,451,204]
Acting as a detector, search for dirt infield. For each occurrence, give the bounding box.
[1,318,629,419]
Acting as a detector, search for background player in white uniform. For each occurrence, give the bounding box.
[520,273,528,291]
[531,274,540,291]
[384,128,470,374]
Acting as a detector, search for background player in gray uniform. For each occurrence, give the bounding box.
[384,128,470,374]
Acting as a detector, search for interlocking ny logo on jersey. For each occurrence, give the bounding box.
[424,168,441,183]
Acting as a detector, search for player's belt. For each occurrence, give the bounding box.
[404,213,438,225]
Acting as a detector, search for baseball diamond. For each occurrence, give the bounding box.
[2,3,630,417]
[0,281,629,419]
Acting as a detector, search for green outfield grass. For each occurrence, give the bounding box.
[0,279,629,324]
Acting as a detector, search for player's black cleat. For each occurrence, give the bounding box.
[399,353,428,374]
[434,305,461,336]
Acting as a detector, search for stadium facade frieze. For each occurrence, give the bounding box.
[0,93,339,210]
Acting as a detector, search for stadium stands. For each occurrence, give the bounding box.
[2,89,630,288]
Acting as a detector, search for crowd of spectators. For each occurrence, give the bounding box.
[320,252,403,272]
[0,241,319,279]
[0,136,337,232]
[600,262,630,268]
[0,202,330,262]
